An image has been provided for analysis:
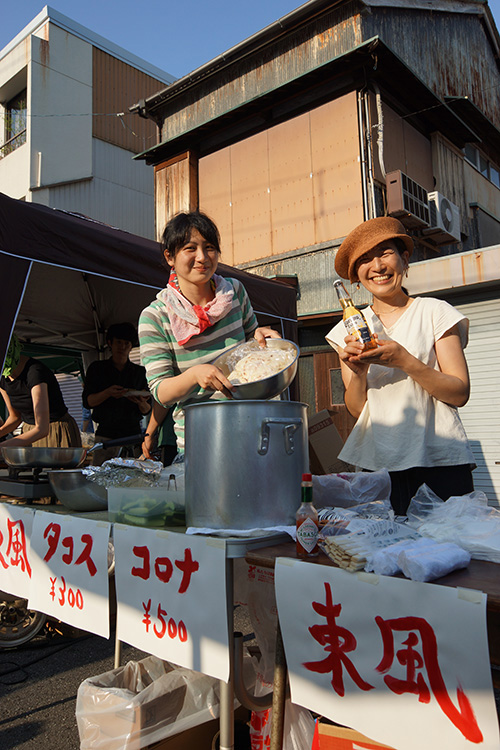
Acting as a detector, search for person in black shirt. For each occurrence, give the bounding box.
[82,322,151,464]
[0,334,81,448]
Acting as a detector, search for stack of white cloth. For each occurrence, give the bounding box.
[365,537,471,582]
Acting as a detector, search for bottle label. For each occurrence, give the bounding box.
[297,518,318,552]
[344,313,373,344]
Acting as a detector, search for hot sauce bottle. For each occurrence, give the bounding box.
[333,279,377,350]
[296,473,319,558]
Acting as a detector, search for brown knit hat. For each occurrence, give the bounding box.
[335,216,414,282]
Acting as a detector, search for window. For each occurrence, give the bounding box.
[490,165,500,189]
[2,89,26,157]
[464,143,500,190]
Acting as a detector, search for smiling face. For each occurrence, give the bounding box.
[355,239,409,300]
[165,228,219,294]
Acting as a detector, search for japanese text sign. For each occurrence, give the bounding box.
[0,504,34,599]
[28,512,111,638]
[275,559,500,750]
[113,525,229,681]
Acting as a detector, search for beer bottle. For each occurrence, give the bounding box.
[296,473,319,558]
[333,279,377,350]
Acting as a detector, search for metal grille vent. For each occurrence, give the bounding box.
[386,170,430,229]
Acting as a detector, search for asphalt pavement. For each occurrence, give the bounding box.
[0,623,148,750]
[2,613,498,750]
[0,601,255,750]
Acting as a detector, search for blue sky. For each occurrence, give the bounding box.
[1,1,500,80]
[0,1,307,79]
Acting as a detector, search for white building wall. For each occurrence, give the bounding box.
[0,11,163,238]
[29,26,92,190]
[0,139,29,197]
[0,37,30,198]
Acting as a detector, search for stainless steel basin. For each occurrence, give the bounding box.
[48,470,108,511]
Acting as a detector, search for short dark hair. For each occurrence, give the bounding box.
[161,211,221,259]
[393,238,409,256]
[106,322,137,346]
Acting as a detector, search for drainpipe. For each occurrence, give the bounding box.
[357,91,370,221]
[361,90,377,219]
[372,82,386,181]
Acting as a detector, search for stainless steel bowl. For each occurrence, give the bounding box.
[1,446,86,469]
[47,470,108,511]
[211,338,299,400]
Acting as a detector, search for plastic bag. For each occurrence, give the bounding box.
[365,536,471,580]
[406,484,500,563]
[312,469,391,509]
[319,518,420,571]
[250,701,315,750]
[76,655,226,750]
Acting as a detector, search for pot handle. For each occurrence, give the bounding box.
[258,418,303,456]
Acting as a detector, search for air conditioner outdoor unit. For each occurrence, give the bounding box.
[386,170,430,229]
[423,191,461,244]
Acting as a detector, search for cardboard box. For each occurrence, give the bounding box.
[147,707,250,750]
[146,718,219,750]
[308,410,352,475]
[316,720,396,749]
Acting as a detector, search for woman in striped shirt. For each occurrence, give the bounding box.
[139,211,279,455]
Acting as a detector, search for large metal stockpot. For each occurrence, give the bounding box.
[184,400,309,530]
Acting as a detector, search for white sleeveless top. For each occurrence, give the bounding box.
[326,297,474,472]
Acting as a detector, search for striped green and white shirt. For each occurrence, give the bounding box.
[139,277,258,452]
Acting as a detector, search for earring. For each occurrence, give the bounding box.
[356,282,360,291]
[405,268,409,278]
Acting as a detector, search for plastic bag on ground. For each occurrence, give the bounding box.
[76,655,223,750]
[406,484,500,562]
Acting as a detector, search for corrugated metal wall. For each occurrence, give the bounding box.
[56,373,84,429]
[245,245,372,318]
[362,6,500,128]
[199,93,364,266]
[455,296,500,507]
[431,132,469,236]
[92,47,163,154]
[46,139,156,239]
[159,1,362,142]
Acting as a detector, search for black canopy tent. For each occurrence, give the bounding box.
[0,192,298,379]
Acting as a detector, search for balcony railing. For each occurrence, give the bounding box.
[0,129,27,159]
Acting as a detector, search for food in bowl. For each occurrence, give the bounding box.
[211,338,299,400]
[224,340,296,384]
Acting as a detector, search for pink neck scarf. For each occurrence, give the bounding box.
[158,273,234,345]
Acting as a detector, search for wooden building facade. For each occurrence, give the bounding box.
[131,0,500,500]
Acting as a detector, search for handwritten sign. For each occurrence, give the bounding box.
[275,559,500,750]
[28,512,111,638]
[0,504,34,599]
[113,525,228,681]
